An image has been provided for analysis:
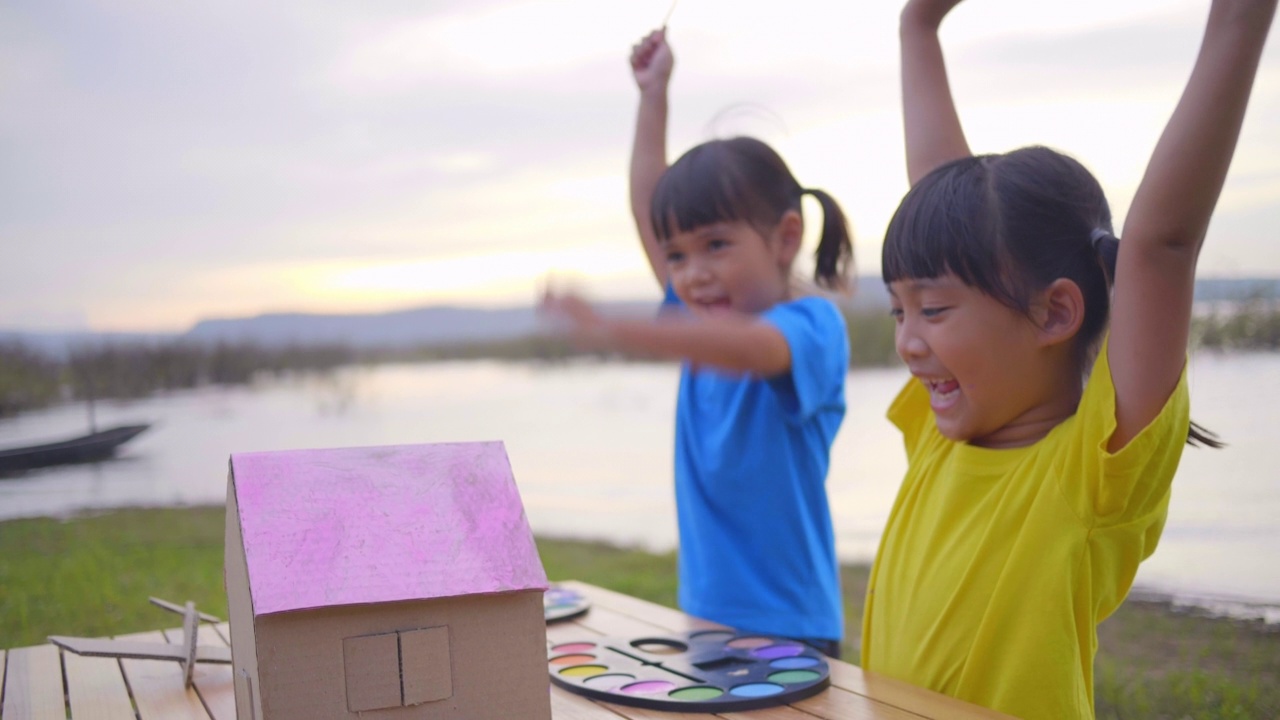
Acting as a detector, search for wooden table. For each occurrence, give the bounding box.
[1,580,1010,719]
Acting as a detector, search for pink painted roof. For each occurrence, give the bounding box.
[229,441,548,616]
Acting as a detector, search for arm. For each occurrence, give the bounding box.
[630,29,675,288]
[900,0,973,185]
[541,292,792,376]
[1108,0,1276,450]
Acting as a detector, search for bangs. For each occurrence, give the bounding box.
[650,139,783,240]
[881,156,1024,310]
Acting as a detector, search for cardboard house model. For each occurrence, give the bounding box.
[225,441,551,720]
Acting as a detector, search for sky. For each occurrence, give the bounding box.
[2,0,1278,332]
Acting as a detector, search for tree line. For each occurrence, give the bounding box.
[1,302,1274,418]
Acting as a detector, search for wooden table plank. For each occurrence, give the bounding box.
[561,581,727,634]
[116,630,211,720]
[64,651,136,720]
[785,685,927,720]
[825,664,1011,720]
[160,625,235,720]
[551,686,631,720]
[1,644,64,720]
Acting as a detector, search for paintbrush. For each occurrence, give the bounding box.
[662,0,679,29]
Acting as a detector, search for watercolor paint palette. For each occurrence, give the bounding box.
[548,630,830,711]
[544,584,591,623]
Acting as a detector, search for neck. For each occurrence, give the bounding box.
[971,352,1085,449]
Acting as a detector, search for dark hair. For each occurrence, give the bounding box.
[882,146,1219,448]
[650,136,854,291]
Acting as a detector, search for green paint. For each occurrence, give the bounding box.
[669,686,724,701]
[767,670,821,684]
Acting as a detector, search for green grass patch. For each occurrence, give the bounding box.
[2,506,1277,719]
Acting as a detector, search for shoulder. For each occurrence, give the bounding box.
[888,378,934,455]
[763,296,847,336]
[1078,335,1190,451]
[1059,334,1190,521]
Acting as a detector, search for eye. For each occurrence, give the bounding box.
[921,306,951,318]
[889,307,904,322]
[665,250,685,264]
[707,238,730,251]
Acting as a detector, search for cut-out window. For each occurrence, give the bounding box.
[344,627,452,712]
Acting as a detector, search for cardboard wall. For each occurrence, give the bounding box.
[253,591,549,720]
[225,468,265,720]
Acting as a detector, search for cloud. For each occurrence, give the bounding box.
[1,0,1278,330]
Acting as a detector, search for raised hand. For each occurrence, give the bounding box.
[631,28,674,94]
[539,288,611,351]
[629,28,675,288]
[899,0,972,184]
[901,0,966,29]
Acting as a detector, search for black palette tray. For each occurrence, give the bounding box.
[548,629,830,712]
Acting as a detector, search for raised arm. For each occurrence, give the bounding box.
[1108,0,1277,450]
[540,291,792,376]
[900,0,973,185]
[629,29,675,288]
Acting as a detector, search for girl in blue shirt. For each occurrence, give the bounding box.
[542,28,855,656]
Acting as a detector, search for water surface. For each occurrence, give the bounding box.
[1,354,1276,615]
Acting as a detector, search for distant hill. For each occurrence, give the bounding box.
[184,305,542,349]
[2,276,1274,357]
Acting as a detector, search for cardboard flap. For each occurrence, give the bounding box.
[401,626,453,706]
[343,632,401,712]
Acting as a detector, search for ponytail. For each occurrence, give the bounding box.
[1091,228,1222,449]
[801,188,855,291]
[1089,228,1119,284]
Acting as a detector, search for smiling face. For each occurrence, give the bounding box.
[662,219,797,317]
[889,274,1083,448]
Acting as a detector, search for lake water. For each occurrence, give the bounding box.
[2,354,1278,619]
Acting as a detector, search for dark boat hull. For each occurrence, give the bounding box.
[0,424,151,472]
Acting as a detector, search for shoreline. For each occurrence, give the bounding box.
[3,503,1279,628]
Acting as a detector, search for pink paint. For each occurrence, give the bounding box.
[551,643,596,654]
[230,441,548,615]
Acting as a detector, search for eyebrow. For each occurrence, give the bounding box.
[895,277,951,292]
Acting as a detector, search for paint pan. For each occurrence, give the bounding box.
[548,630,830,712]
[544,584,591,623]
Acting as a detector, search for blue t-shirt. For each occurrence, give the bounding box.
[667,294,848,640]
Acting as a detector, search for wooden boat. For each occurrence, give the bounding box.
[0,424,150,472]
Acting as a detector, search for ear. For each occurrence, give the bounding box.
[771,210,804,269]
[1032,278,1085,347]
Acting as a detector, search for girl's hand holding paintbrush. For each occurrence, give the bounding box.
[538,287,614,352]
[630,28,674,96]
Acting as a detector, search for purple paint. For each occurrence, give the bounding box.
[751,643,804,660]
[230,441,548,615]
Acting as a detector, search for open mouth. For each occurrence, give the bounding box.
[696,299,733,313]
[923,377,960,410]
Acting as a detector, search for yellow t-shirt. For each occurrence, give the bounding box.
[861,340,1189,720]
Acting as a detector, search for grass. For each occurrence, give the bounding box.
[2,506,1277,719]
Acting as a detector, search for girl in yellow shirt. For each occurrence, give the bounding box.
[863,1,1277,718]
